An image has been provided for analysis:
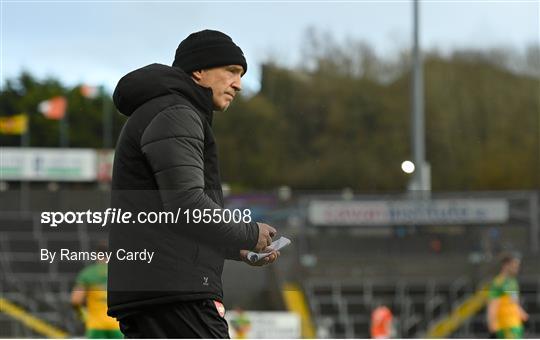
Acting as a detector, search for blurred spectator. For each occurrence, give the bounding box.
[370,305,394,339]
[430,238,442,253]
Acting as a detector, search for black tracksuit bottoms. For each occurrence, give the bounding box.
[117,300,230,338]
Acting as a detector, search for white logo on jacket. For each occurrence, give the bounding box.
[203,276,209,286]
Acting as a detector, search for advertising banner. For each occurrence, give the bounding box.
[0,147,96,181]
[308,199,509,226]
[226,311,301,339]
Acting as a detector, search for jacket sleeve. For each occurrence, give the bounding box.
[224,248,243,261]
[140,104,259,251]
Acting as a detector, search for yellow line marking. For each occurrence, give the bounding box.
[282,283,316,338]
[0,297,68,338]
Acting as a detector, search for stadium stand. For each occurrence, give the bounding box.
[0,190,539,338]
[305,276,540,338]
[0,213,97,336]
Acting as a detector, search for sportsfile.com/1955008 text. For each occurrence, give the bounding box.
[40,208,252,227]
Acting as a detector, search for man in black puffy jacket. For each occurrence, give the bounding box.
[107,29,279,338]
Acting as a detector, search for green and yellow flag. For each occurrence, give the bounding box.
[0,114,28,135]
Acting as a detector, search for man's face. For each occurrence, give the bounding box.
[504,258,521,277]
[193,65,243,111]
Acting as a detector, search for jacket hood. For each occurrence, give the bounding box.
[113,63,214,120]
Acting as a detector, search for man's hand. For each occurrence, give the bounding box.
[253,223,277,252]
[240,249,280,266]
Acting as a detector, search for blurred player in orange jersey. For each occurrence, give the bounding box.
[230,307,251,339]
[370,304,394,339]
[487,253,528,339]
[71,244,122,338]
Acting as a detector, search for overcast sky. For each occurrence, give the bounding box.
[2,1,539,93]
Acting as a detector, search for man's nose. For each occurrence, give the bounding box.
[232,76,242,92]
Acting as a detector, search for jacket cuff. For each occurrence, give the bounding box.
[245,221,259,250]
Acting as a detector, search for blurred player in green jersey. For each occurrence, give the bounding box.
[230,308,251,339]
[487,253,529,339]
[71,253,122,338]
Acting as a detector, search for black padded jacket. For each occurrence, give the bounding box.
[107,63,259,316]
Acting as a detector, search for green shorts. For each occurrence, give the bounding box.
[495,326,524,339]
[86,329,124,339]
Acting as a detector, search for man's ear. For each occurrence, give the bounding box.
[191,70,203,82]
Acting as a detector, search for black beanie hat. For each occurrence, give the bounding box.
[172,29,247,75]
